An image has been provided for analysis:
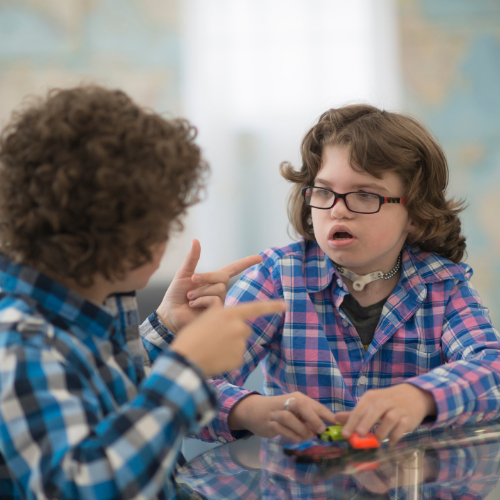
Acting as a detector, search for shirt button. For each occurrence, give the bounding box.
[342,319,349,327]
[359,376,368,385]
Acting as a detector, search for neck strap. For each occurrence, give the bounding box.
[334,253,402,292]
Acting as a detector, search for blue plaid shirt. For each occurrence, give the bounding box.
[0,254,217,500]
[191,239,500,442]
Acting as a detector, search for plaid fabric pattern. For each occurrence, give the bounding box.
[0,254,217,500]
[195,239,500,442]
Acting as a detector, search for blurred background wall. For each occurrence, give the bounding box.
[399,0,500,319]
[2,0,499,321]
[1,0,500,459]
[1,0,499,326]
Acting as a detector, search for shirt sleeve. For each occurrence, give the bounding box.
[140,311,176,363]
[405,277,500,427]
[104,292,175,365]
[0,343,217,500]
[198,260,285,443]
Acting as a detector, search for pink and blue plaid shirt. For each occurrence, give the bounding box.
[197,239,500,442]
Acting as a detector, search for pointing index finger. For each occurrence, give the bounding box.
[192,255,262,285]
[219,255,262,279]
[231,300,287,321]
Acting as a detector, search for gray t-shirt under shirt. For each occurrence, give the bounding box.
[340,294,389,351]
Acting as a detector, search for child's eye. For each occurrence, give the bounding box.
[317,189,331,197]
[356,192,378,201]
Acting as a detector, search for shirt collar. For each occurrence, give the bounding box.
[0,253,117,339]
[303,241,341,294]
[399,242,468,298]
[303,240,465,299]
[398,244,427,301]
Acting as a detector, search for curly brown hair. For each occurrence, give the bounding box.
[280,104,466,263]
[0,85,209,286]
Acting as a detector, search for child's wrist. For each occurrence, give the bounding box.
[155,306,176,334]
[423,390,437,417]
[228,394,262,431]
[405,383,437,417]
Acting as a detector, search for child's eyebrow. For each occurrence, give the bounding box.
[352,183,390,194]
[314,178,390,194]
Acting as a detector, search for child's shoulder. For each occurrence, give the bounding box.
[259,239,322,267]
[406,244,472,284]
[0,296,51,350]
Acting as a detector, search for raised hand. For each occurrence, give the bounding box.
[334,383,437,445]
[170,300,287,377]
[227,391,337,442]
[156,239,262,333]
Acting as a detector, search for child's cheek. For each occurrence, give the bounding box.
[368,218,402,243]
[311,213,330,240]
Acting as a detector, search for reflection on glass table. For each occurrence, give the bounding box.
[175,420,500,499]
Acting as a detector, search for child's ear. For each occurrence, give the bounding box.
[405,217,417,240]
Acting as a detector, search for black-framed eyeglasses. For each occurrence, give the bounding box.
[301,186,406,214]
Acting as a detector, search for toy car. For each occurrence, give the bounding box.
[293,445,345,464]
[319,425,344,442]
[283,438,348,464]
[284,429,380,465]
[318,425,380,450]
[348,432,379,450]
[284,438,349,455]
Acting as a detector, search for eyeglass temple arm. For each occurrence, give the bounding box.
[383,197,406,204]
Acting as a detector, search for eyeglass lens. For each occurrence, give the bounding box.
[305,187,380,213]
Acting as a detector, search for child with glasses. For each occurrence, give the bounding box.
[159,104,500,446]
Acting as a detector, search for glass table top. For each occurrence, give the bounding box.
[175,420,500,499]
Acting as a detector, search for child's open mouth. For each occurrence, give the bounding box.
[328,229,355,249]
[332,231,353,241]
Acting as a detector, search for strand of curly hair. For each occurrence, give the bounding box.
[0,85,209,286]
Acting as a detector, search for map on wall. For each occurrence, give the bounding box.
[400,0,500,323]
[0,0,181,128]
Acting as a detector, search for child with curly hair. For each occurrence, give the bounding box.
[161,104,500,446]
[0,85,286,500]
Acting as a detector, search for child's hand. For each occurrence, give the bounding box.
[156,239,262,333]
[334,383,437,445]
[170,299,286,377]
[227,392,337,442]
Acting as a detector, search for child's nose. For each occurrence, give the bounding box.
[330,197,349,218]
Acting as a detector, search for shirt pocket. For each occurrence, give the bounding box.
[404,347,443,375]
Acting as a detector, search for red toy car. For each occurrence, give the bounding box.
[348,432,380,450]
